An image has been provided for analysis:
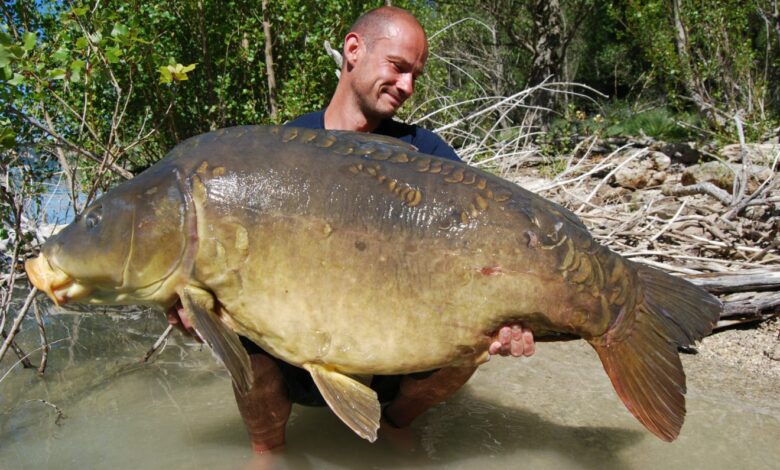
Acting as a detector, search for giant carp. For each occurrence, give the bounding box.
[26,125,721,443]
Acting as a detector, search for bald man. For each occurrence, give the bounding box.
[167,6,535,453]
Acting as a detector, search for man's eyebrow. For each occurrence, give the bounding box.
[387,55,424,74]
[387,55,410,65]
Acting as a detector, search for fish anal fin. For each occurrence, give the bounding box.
[180,285,253,395]
[304,363,380,443]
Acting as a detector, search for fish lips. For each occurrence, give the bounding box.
[25,254,92,306]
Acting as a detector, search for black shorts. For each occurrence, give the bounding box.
[239,336,435,406]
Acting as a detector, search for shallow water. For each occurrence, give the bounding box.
[1,304,778,470]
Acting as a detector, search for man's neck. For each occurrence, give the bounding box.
[323,90,381,132]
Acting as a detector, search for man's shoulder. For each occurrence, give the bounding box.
[286,110,325,129]
[379,119,460,162]
[284,111,460,162]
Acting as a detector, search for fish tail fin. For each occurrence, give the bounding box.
[589,263,721,441]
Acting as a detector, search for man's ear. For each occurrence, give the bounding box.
[343,32,361,67]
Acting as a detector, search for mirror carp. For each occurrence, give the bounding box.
[25,126,721,443]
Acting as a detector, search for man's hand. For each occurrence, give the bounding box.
[165,300,203,342]
[489,325,534,357]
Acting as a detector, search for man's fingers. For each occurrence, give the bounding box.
[510,325,525,357]
[488,325,535,357]
[498,326,511,344]
[521,329,535,357]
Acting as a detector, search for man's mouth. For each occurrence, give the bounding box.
[387,93,403,108]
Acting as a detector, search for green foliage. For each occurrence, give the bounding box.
[619,0,777,131]
[0,0,778,203]
[600,103,700,141]
[538,101,701,165]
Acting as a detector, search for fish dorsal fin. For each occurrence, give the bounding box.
[304,363,381,442]
[180,285,254,395]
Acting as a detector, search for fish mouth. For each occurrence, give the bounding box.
[25,254,92,306]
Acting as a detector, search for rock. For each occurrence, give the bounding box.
[611,150,671,189]
[720,143,780,165]
[600,186,632,202]
[659,142,703,164]
[681,161,774,193]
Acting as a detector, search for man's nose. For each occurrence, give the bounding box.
[397,73,414,98]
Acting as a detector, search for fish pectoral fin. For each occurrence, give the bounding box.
[304,363,380,443]
[180,285,253,395]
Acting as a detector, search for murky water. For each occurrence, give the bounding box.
[1,302,778,469]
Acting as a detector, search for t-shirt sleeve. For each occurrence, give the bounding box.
[285,111,325,129]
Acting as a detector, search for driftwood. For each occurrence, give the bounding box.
[686,270,780,293]
[681,270,780,329]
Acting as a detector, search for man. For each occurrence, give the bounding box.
[168,6,535,453]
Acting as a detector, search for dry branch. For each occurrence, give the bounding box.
[142,324,174,363]
[662,182,732,205]
[686,270,780,293]
[0,287,37,363]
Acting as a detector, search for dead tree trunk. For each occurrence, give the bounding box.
[527,0,563,111]
[262,0,278,121]
[670,0,727,127]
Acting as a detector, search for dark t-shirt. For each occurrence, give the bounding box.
[287,110,461,162]
[242,111,458,406]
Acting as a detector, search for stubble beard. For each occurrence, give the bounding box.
[356,85,398,123]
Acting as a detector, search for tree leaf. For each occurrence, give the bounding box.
[89,31,103,44]
[8,73,25,86]
[23,32,37,51]
[0,47,10,68]
[0,31,12,47]
[106,47,123,63]
[0,128,15,149]
[8,45,24,59]
[160,63,197,83]
[48,68,67,80]
[158,65,172,84]
[53,47,70,63]
[111,23,130,38]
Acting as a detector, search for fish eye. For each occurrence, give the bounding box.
[85,206,103,229]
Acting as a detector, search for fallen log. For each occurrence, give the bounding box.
[685,270,780,294]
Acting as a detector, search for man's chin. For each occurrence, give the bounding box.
[371,101,401,120]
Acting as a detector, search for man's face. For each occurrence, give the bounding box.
[351,21,428,121]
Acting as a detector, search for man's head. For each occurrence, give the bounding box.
[340,6,428,122]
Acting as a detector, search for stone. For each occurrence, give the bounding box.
[611,151,671,189]
[720,143,780,165]
[681,161,774,192]
[659,142,703,164]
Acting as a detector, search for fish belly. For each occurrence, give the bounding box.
[193,209,600,375]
